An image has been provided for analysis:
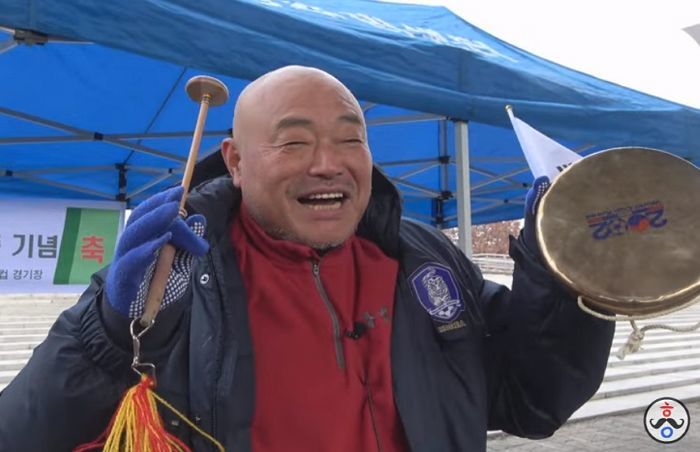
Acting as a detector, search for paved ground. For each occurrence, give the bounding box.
[487,400,700,451]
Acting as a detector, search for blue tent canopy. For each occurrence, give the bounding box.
[1,0,699,240]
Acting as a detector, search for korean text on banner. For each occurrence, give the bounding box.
[0,199,124,293]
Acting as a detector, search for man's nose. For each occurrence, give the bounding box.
[308,143,344,178]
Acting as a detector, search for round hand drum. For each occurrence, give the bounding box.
[536,147,700,317]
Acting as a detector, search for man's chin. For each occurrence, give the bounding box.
[249,206,360,248]
[308,241,346,253]
[298,234,351,252]
[260,223,353,250]
[288,219,357,250]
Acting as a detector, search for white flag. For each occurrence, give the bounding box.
[507,106,582,180]
[684,23,700,46]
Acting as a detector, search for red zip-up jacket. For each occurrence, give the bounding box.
[231,203,409,452]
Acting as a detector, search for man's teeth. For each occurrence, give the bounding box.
[307,192,344,200]
[305,202,342,211]
[301,192,344,210]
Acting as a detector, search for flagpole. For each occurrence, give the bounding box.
[454,120,473,257]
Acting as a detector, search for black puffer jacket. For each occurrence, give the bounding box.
[0,169,615,451]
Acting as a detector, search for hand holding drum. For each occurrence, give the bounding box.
[536,147,700,318]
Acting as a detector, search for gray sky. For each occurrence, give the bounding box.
[385,0,700,108]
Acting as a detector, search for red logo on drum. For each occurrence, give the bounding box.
[586,200,667,240]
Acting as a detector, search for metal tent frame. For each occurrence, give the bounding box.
[4,0,697,255]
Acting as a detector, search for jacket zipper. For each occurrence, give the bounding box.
[311,261,346,370]
[207,250,225,446]
[364,376,384,452]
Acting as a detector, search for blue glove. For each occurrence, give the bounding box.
[106,186,209,318]
[521,176,551,255]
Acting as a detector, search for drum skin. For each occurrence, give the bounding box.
[536,147,700,316]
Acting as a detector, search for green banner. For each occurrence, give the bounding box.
[53,208,120,284]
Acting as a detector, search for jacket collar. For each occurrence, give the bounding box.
[186,166,402,259]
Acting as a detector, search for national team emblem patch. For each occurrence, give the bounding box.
[410,263,464,323]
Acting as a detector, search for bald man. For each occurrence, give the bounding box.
[0,66,614,452]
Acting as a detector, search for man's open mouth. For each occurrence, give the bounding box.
[297,192,347,210]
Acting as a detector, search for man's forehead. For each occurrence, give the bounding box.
[233,66,364,136]
[268,67,357,100]
[260,66,345,89]
[272,112,364,132]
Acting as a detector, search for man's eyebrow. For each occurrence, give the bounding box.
[272,114,364,136]
[337,113,363,126]
[273,117,313,134]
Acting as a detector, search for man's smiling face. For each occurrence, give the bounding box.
[222,66,372,249]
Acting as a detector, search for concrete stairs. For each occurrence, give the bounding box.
[0,295,76,392]
[473,273,700,422]
[571,305,700,420]
[2,293,700,422]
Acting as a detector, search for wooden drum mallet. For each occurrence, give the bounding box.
[139,75,229,328]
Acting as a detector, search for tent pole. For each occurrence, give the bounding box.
[454,120,473,258]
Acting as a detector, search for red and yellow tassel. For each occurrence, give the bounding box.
[74,374,224,452]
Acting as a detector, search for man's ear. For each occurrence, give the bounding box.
[221,137,242,187]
